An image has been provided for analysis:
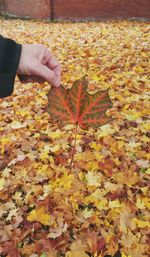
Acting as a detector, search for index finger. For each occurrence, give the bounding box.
[47,55,61,77]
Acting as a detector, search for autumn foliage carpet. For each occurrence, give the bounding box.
[0,18,150,257]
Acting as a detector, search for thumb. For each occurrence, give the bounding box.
[32,62,60,87]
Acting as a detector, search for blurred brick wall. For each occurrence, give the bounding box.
[2,0,50,19]
[0,0,6,14]
[0,0,150,20]
[54,0,150,20]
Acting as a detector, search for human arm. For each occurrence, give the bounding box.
[0,36,61,99]
[0,35,21,98]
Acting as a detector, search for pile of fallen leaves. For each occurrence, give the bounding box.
[0,17,150,257]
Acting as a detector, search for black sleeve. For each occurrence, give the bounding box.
[0,35,22,98]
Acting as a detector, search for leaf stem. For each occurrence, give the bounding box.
[70,123,78,170]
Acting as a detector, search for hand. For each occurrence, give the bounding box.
[17,44,61,87]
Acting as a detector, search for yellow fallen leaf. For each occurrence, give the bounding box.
[0,137,10,154]
[132,218,150,228]
[0,178,5,191]
[49,144,61,153]
[90,142,102,151]
[136,198,145,209]
[122,253,133,257]
[65,240,89,257]
[39,183,52,200]
[125,111,142,121]
[52,170,74,190]
[82,208,93,219]
[145,168,150,175]
[109,200,121,208]
[85,171,100,187]
[86,161,99,172]
[9,120,27,129]
[134,66,145,73]
[64,124,75,130]
[66,251,88,257]
[142,197,150,209]
[15,109,31,118]
[96,199,108,210]
[27,207,50,226]
[97,124,115,138]
[48,129,64,140]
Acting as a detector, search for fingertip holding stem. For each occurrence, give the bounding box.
[52,76,61,88]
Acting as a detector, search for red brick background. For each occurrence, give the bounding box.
[1,0,50,19]
[53,0,150,20]
[53,0,124,20]
[0,0,150,20]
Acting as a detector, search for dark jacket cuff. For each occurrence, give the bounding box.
[0,37,22,98]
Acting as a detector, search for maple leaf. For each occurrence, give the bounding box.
[66,240,89,257]
[87,231,105,254]
[1,241,21,257]
[85,171,101,187]
[27,207,51,226]
[45,76,112,130]
[0,178,5,191]
[48,218,68,239]
[45,77,112,167]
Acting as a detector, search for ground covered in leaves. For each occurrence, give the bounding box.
[0,18,150,257]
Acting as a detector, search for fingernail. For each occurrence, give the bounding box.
[54,78,60,87]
